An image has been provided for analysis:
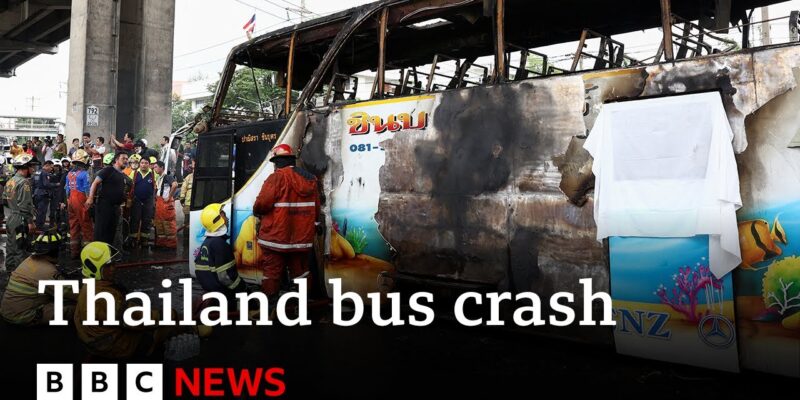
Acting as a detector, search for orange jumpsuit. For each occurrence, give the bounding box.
[153,174,177,248]
[66,169,93,254]
[253,166,320,295]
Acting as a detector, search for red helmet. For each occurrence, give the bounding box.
[269,143,295,161]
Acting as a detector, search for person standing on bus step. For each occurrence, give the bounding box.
[253,144,321,297]
[152,161,178,249]
[33,160,57,230]
[3,154,36,271]
[65,149,93,257]
[86,152,128,245]
[128,156,157,249]
[179,159,195,231]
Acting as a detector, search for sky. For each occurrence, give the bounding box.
[0,0,798,121]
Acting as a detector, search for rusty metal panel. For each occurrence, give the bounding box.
[303,43,800,346]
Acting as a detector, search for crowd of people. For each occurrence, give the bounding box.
[0,137,322,361]
[0,132,197,270]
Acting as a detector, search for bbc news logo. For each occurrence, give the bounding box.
[37,364,286,399]
[38,364,162,400]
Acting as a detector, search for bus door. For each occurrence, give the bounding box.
[188,129,235,275]
[229,120,285,282]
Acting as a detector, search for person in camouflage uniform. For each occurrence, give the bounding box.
[3,154,36,271]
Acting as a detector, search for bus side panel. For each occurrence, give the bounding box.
[321,95,437,300]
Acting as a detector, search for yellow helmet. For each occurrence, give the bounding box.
[103,152,115,165]
[71,149,89,165]
[200,203,226,233]
[12,154,33,168]
[81,242,119,280]
[128,153,142,163]
[31,231,62,256]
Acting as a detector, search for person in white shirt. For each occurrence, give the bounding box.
[91,137,107,171]
[159,136,177,172]
[42,139,54,161]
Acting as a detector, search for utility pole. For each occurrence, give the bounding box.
[285,0,311,22]
[759,7,771,46]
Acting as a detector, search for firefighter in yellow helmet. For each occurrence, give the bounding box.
[0,231,78,325]
[73,242,183,359]
[195,203,245,307]
[3,154,36,270]
[123,153,140,176]
[66,149,93,256]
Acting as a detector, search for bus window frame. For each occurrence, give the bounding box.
[189,129,235,211]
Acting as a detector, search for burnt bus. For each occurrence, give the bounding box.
[190,0,800,375]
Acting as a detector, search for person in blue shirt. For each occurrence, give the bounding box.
[127,156,156,249]
[33,160,58,230]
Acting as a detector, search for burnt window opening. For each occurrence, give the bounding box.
[211,63,290,125]
[190,131,234,210]
[210,0,800,125]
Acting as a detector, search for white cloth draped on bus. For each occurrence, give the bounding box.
[584,92,742,278]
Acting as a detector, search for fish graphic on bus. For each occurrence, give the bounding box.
[738,216,788,270]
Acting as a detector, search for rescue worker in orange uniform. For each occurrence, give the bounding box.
[253,144,320,296]
[152,161,178,248]
[65,149,93,256]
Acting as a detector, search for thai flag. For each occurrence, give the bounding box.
[243,14,255,39]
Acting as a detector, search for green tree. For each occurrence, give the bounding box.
[207,66,285,114]
[171,94,194,132]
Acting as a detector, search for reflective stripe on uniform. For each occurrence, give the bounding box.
[216,260,235,272]
[258,239,313,249]
[195,260,235,273]
[194,263,212,272]
[226,276,242,290]
[273,202,315,207]
[7,279,38,296]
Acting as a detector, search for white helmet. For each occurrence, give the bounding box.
[140,138,148,147]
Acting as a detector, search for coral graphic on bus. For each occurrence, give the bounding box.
[610,235,739,372]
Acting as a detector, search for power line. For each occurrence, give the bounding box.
[264,0,320,18]
[232,0,287,22]
[174,2,357,60]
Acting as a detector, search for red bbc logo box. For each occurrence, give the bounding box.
[37,363,163,400]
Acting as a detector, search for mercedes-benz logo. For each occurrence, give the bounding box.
[697,314,736,349]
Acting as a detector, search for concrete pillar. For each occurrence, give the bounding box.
[66,0,175,145]
[65,0,118,143]
[139,0,176,143]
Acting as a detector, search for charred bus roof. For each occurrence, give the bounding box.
[211,0,790,124]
